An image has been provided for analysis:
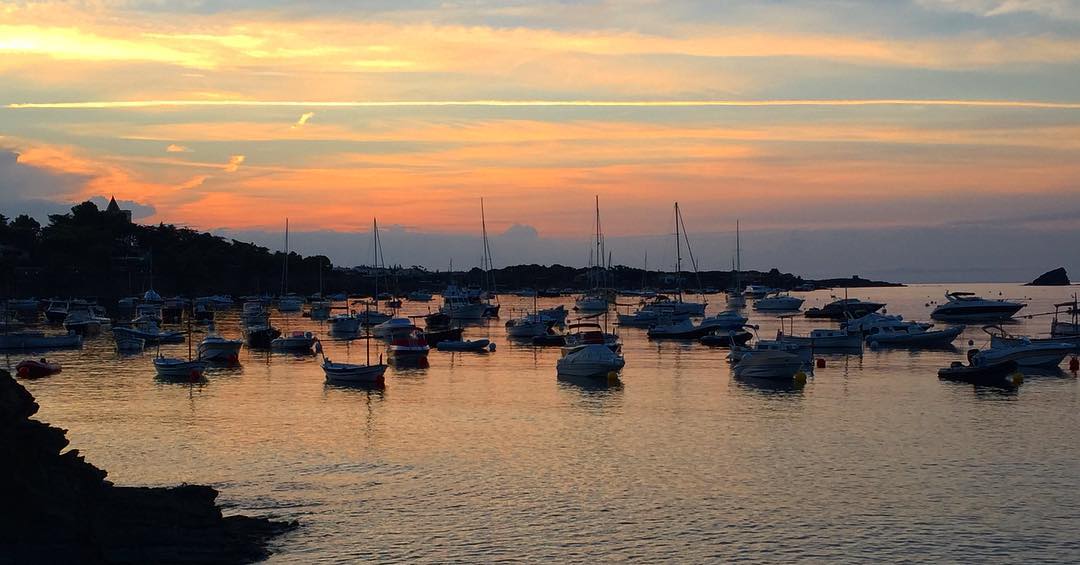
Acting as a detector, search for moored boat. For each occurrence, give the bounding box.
[0,331,83,350]
[931,291,1025,322]
[15,358,62,378]
[556,344,625,379]
[938,358,1022,387]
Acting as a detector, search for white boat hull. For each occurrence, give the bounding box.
[323,362,387,384]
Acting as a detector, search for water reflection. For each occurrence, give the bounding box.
[732,374,807,395]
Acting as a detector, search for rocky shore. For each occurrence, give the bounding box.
[0,369,296,564]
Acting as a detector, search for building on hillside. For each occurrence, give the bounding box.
[105,196,132,223]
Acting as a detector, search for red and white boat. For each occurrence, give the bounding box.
[388,330,430,360]
[15,359,62,378]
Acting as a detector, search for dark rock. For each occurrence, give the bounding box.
[1027,267,1071,286]
[0,369,296,564]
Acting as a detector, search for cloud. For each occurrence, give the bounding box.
[224,154,245,172]
[292,111,315,129]
[166,143,190,152]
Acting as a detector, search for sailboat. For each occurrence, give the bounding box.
[360,218,393,326]
[575,196,611,313]
[277,218,304,313]
[479,198,500,318]
[638,203,707,319]
[726,221,747,307]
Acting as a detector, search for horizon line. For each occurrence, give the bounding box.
[7,99,1080,110]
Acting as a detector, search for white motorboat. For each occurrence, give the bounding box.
[930,291,1025,322]
[743,285,771,299]
[0,331,83,350]
[865,325,964,348]
[556,344,625,378]
[804,298,886,320]
[271,330,316,352]
[506,314,550,338]
[563,321,620,352]
[779,328,862,349]
[843,312,932,334]
[372,317,417,339]
[329,313,362,334]
[153,357,207,380]
[198,331,243,363]
[733,348,807,381]
[753,292,805,312]
[574,291,609,313]
[698,310,748,332]
[974,339,1073,368]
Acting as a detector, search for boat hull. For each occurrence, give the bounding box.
[0,333,83,350]
[323,362,387,385]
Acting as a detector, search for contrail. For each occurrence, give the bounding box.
[6,99,1080,110]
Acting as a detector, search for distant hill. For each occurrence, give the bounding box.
[0,201,899,300]
[1027,268,1071,286]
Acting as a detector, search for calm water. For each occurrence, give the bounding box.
[9,283,1080,562]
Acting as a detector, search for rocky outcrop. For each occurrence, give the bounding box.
[1028,267,1071,286]
[0,369,296,564]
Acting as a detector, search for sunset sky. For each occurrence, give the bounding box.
[2,1,1079,281]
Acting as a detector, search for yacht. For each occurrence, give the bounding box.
[556,344,625,379]
[753,291,805,312]
[930,291,1025,322]
[804,298,886,320]
[973,340,1072,368]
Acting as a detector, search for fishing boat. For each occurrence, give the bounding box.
[198,326,243,363]
[388,329,430,360]
[436,339,495,352]
[3,328,83,352]
[556,344,625,379]
[318,335,388,385]
[930,291,1025,322]
[804,298,886,320]
[271,330,316,353]
[753,291,805,312]
[989,325,1080,350]
[15,358,62,378]
[154,313,206,380]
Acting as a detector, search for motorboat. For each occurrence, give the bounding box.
[372,317,417,339]
[193,304,215,323]
[865,324,964,348]
[198,330,243,363]
[574,291,609,313]
[732,345,807,381]
[161,297,186,324]
[743,285,771,299]
[329,313,362,334]
[277,295,305,313]
[700,329,754,348]
[506,314,551,339]
[44,299,69,324]
[779,328,863,349]
[243,323,281,348]
[15,358,62,378]
[647,318,712,339]
[728,336,807,363]
[116,336,145,353]
[436,339,496,352]
[639,295,707,317]
[308,300,332,320]
[563,322,620,352]
[538,305,568,325]
[388,330,430,360]
[439,297,488,321]
[153,356,206,380]
[930,291,1025,322]
[753,292,805,312]
[939,358,1022,387]
[616,308,672,328]
[804,298,886,320]
[241,301,268,325]
[990,326,1080,350]
[63,301,110,335]
[112,317,184,344]
[0,331,82,350]
[322,359,388,385]
[134,303,163,325]
[1051,297,1079,339]
[358,308,393,326]
[271,330,316,352]
[698,310,748,332]
[556,344,625,378]
[407,291,433,302]
[973,333,1073,368]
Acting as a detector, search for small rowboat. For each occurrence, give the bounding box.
[322,359,388,385]
[153,357,207,380]
[436,339,495,352]
[15,359,62,378]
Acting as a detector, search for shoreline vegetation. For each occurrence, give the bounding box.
[0,368,296,563]
[0,201,901,301]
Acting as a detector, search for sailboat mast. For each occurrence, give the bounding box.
[675,203,682,300]
[372,218,379,312]
[282,218,290,296]
[480,198,496,297]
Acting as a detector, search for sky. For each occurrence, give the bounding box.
[1,0,1079,282]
